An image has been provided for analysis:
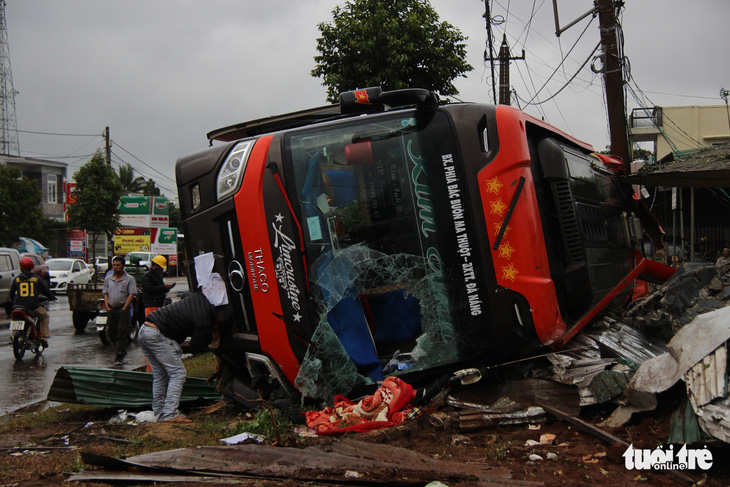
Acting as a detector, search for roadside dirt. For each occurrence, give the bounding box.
[0,394,728,487]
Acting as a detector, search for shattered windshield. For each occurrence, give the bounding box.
[285,110,475,400]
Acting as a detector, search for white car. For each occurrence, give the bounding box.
[92,256,109,273]
[47,258,93,293]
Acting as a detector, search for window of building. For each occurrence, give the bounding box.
[48,179,57,204]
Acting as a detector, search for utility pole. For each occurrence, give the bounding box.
[721,87,730,132]
[104,126,111,165]
[596,0,664,251]
[596,0,631,171]
[482,1,497,104]
[491,35,525,105]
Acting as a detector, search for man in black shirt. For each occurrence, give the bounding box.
[141,255,174,317]
[138,292,222,422]
[10,257,56,346]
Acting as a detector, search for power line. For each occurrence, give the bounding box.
[523,14,596,106]
[112,141,176,185]
[492,0,598,112]
[638,90,722,101]
[110,149,177,196]
[16,133,102,162]
[18,128,100,137]
[110,154,177,196]
[521,41,600,107]
[16,150,95,161]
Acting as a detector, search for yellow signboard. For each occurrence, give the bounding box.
[113,228,151,254]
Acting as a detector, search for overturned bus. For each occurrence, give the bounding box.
[175,87,672,407]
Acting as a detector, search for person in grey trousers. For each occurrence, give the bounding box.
[139,292,218,422]
[103,256,138,365]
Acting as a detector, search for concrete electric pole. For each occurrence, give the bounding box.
[596,0,631,171]
[483,1,498,104]
[104,126,111,165]
[494,35,525,106]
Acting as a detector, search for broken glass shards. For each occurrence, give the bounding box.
[295,244,459,400]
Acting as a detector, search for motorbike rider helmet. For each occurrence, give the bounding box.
[20,256,35,271]
[151,255,167,270]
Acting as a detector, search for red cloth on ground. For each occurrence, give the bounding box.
[305,377,416,435]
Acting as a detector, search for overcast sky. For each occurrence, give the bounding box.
[6,0,728,201]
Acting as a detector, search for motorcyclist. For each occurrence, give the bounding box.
[141,255,175,317]
[9,256,57,347]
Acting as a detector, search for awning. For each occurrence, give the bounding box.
[621,142,730,187]
[13,237,49,256]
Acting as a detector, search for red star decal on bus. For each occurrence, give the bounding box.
[490,199,507,217]
[485,177,503,195]
[498,241,515,259]
[501,263,518,281]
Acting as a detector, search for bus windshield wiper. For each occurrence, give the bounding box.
[493,176,526,250]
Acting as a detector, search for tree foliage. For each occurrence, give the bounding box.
[0,165,45,246]
[140,178,161,196]
[117,163,147,195]
[167,200,181,229]
[117,162,163,196]
[312,0,473,102]
[66,151,123,253]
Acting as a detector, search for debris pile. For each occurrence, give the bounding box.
[57,263,730,485]
[621,262,730,342]
[436,263,730,445]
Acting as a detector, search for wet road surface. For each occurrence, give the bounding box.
[0,277,189,416]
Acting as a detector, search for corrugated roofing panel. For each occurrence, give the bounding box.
[47,366,221,408]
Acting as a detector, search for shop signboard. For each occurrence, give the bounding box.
[151,197,170,228]
[113,227,151,254]
[151,227,177,254]
[67,228,87,259]
[118,196,170,228]
[119,196,151,227]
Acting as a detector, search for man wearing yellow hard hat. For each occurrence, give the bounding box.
[141,255,175,317]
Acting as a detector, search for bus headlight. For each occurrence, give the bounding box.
[217,140,254,201]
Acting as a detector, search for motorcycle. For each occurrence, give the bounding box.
[95,298,140,345]
[10,299,48,360]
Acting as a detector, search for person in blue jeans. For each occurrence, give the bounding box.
[139,292,221,422]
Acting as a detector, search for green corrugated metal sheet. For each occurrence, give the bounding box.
[668,396,707,444]
[47,366,221,408]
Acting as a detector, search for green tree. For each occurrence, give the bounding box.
[117,163,146,195]
[140,178,161,196]
[66,150,123,259]
[0,166,44,246]
[632,146,653,162]
[312,0,473,102]
[168,200,181,229]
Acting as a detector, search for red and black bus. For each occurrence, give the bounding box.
[176,87,670,406]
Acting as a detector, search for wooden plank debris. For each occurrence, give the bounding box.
[79,438,544,486]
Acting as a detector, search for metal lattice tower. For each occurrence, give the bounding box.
[0,0,19,155]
